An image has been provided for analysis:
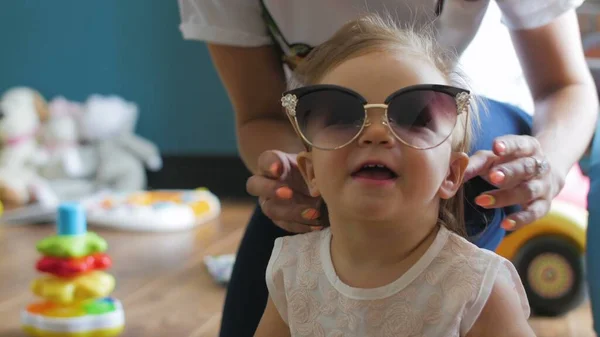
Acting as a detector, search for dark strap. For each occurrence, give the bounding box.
[259,0,445,68]
[436,0,445,16]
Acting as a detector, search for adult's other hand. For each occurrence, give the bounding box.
[464,135,561,231]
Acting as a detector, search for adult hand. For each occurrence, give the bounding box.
[246,150,322,233]
[464,135,562,231]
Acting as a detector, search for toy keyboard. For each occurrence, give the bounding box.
[1,188,221,232]
[81,188,221,232]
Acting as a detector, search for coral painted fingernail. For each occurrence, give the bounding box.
[301,208,320,220]
[310,226,323,231]
[275,187,293,199]
[495,141,507,155]
[502,219,516,230]
[489,171,505,185]
[475,194,495,207]
[270,162,280,176]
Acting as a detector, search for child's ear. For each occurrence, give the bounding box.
[296,151,320,197]
[439,152,469,199]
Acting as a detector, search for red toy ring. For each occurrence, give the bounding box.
[36,253,112,278]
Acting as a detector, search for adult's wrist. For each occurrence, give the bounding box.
[534,135,571,197]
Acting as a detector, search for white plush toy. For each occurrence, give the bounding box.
[0,87,58,207]
[39,96,85,180]
[78,95,162,192]
[0,87,47,168]
[35,96,99,201]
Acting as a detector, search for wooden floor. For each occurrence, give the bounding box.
[0,201,596,337]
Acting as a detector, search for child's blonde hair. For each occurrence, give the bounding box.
[290,13,481,237]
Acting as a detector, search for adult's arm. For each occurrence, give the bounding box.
[206,44,304,174]
[177,0,304,174]
[465,1,598,228]
[504,2,598,184]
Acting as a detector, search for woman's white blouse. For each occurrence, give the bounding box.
[177,0,584,113]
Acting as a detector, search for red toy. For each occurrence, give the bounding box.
[36,253,112,278]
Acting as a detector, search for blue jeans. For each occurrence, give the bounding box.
[218,97,534,337]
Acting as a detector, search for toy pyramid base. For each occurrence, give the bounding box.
[22,325,124,337]
[21,298,124,337]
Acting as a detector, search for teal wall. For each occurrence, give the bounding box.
[0,1,238,155]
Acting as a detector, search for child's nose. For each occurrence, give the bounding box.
[358,119,395,147]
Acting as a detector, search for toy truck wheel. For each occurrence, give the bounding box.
[513,235,585,317]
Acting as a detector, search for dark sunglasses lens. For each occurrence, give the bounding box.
[387,90,458,149]
[295,90,365,149]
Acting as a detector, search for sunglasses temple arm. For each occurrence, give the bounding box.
[284,111,311,151]
[462,107,470,153]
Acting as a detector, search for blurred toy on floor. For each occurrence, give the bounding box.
[40,96,85,180]
[21,203,125,337]
[495,163,590,317]
[81,187,221,232]
[0,87,58,209]
[38,96,95,201]
[78,94,162,193]
[0,87,169,227]
[204,254,235,285]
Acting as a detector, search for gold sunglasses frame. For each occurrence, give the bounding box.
[281,84,471,151]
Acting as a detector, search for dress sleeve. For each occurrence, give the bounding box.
[265,237,289,324]
[177,0,273,46]
[460,256,531,335]
[496,258,531,317]
[496,0,584,30]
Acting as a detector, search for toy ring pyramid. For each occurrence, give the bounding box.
[21,203,125,337]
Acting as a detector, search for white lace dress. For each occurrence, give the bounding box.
[266,226,530,337]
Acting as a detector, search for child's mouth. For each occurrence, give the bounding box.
[351,164,398,181]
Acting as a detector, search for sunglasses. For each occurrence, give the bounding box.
[281,84,471,151]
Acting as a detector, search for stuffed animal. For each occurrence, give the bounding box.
[36,97,98,201]
[0,87,58,207]
[39,96,85,180]
[78,95,162,192]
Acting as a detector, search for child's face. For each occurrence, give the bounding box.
[296,51,469,222]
